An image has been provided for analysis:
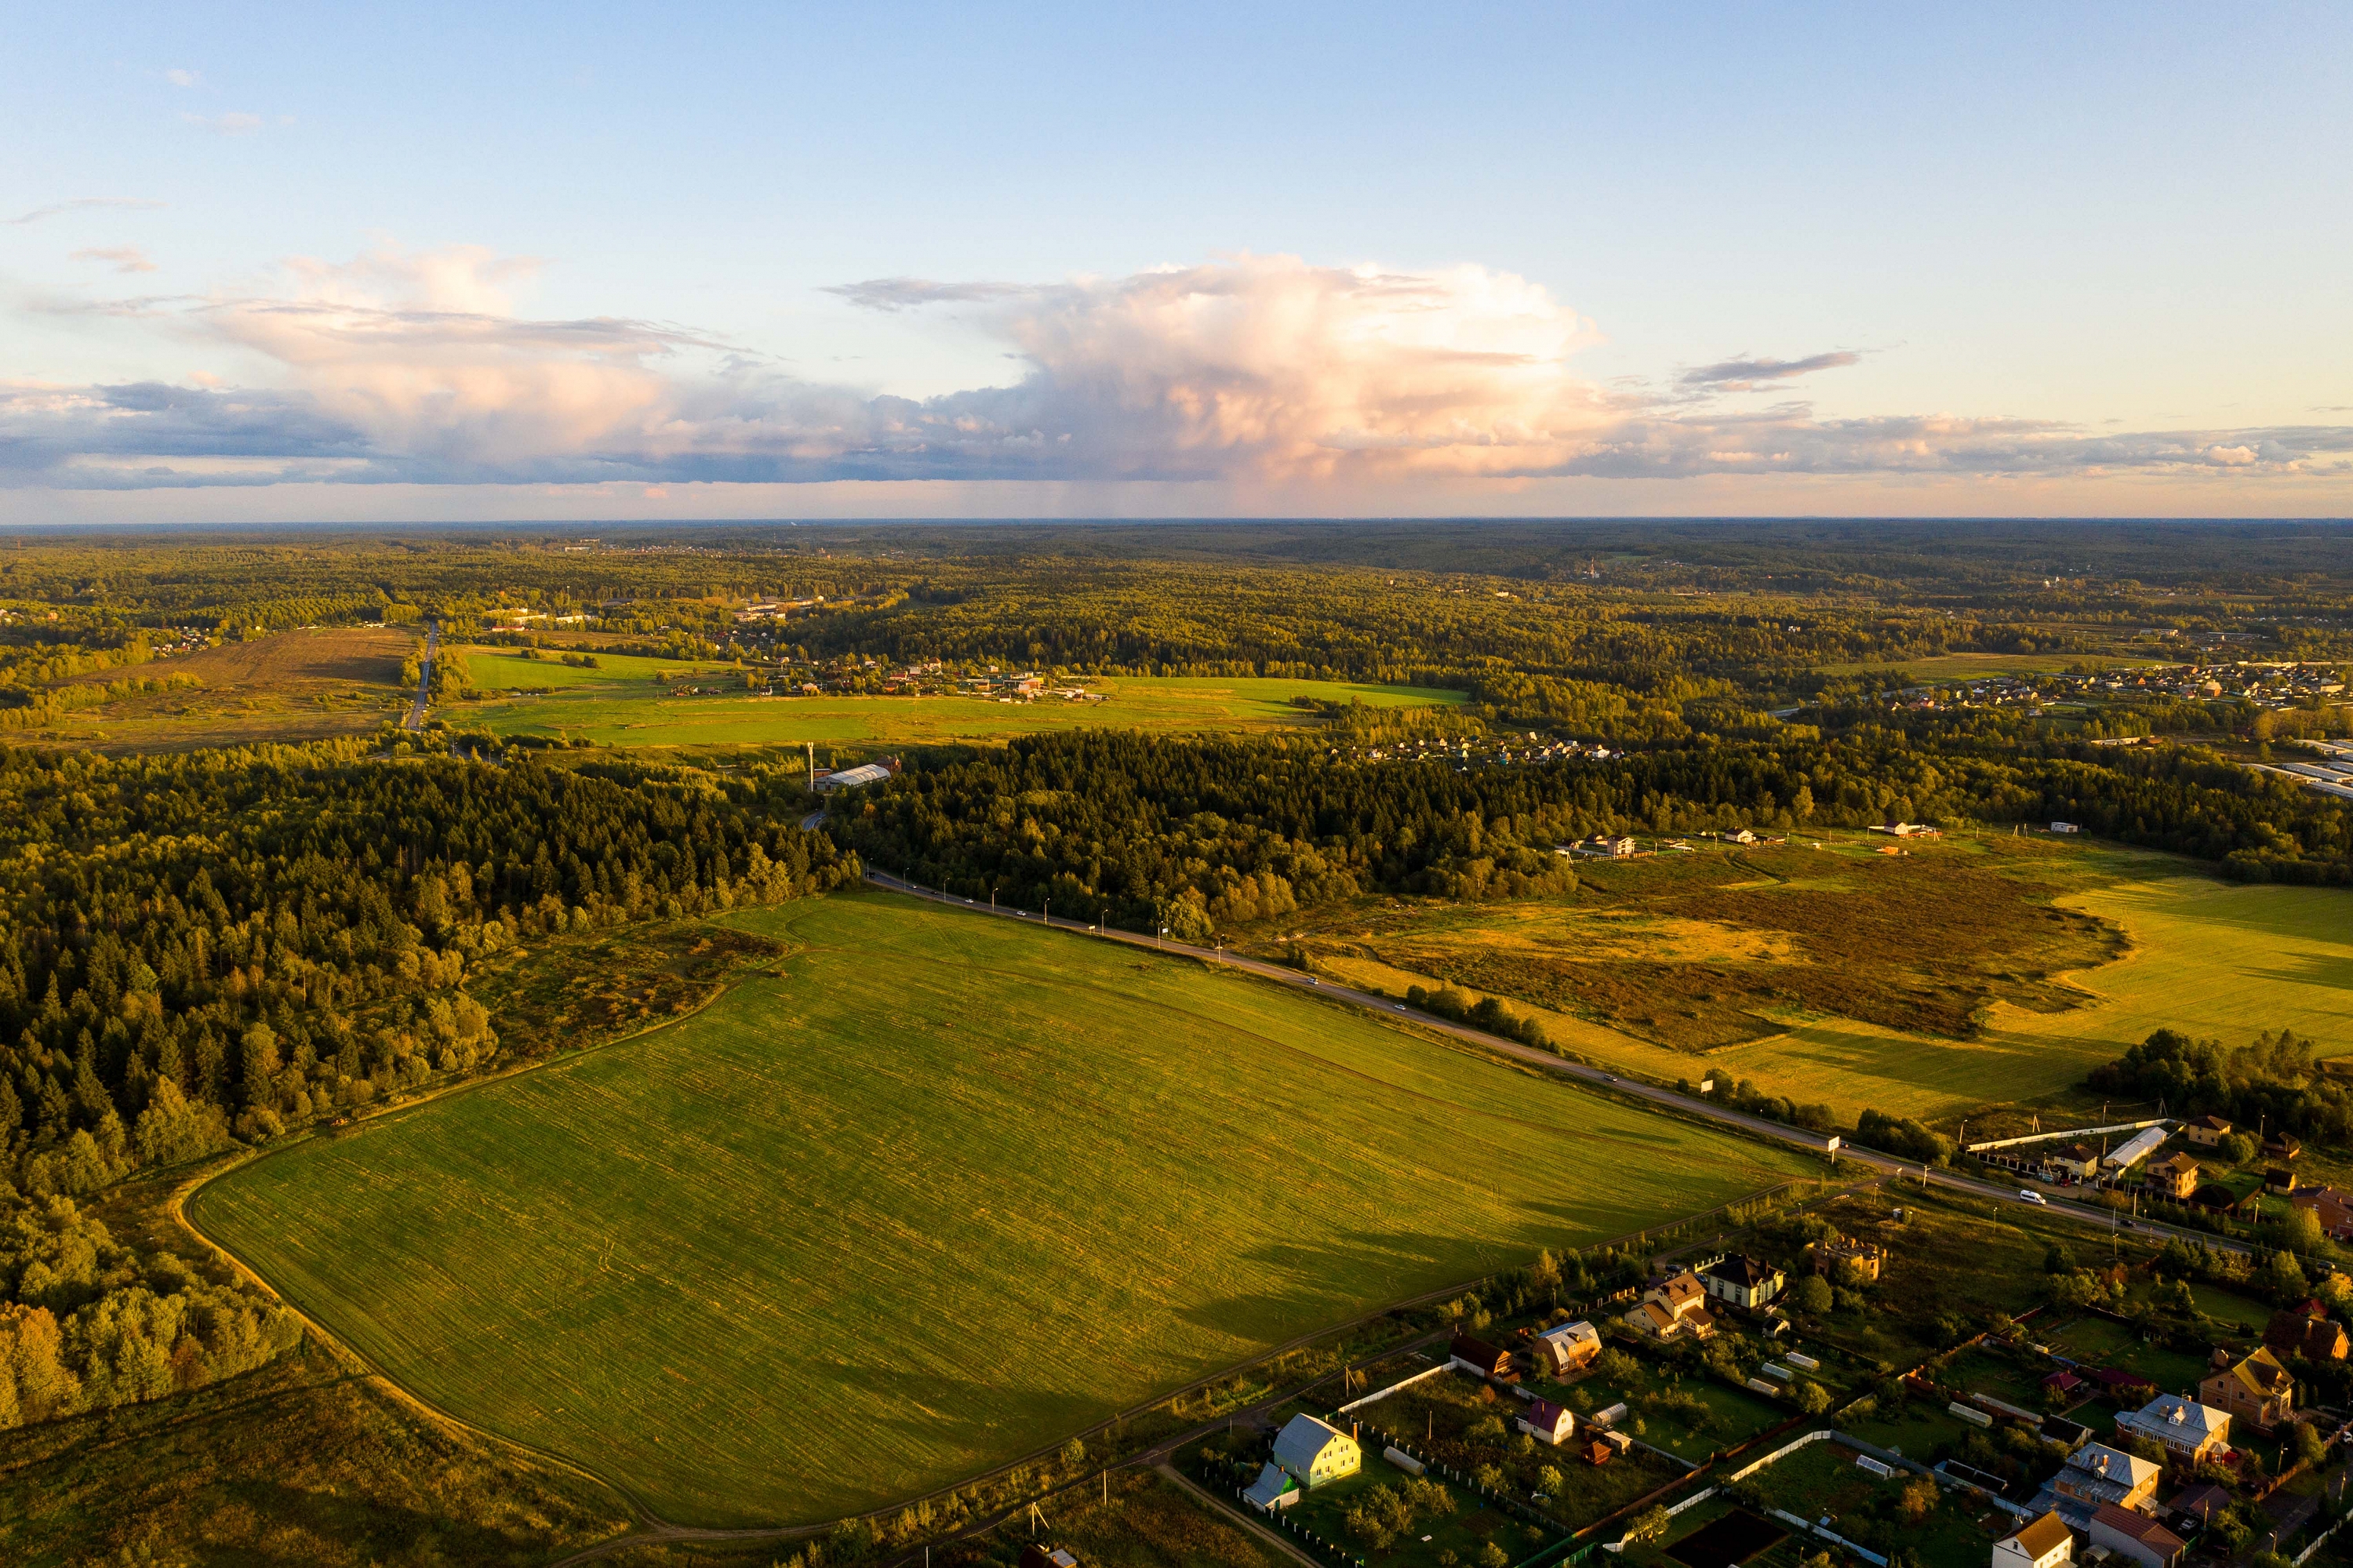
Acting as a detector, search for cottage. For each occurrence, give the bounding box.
[2114,1394,2230,1462]
[1806,1233,1886,1282]
[2266,1133,2303,1162]
[1516,1398,1575,1446]
[2052,1442,2160,1515]
[2267,1167,2300,1195]
[1700,1255,1785,1311]
[2088,1504,2184,1568]
[2183,1114,2234,1149]
[1992,1512,2075,1568]
[1271,1414,1361,1488]
[1448,1333,1515,1382]
[2292,1184,2353,1241]
[2041,1370,2086,1400]
[2042,1143,2104,1181]
[2202,1348,2294,1431]
[1532,1319,1601,1376]
[1020,1548,1080,1568]
[2144,1153,2201,1200]
[1624,1271,1716,1341]
[1591,835,1638,858]
[2265,1300,2351,1362]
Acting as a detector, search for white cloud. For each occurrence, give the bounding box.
[71,246,158,274]
[3,244,2349,500]
[3,197,164,227]
[165,67,200,88]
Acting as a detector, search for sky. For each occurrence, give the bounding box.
[3,2,2350,523]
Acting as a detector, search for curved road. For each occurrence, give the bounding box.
[860,867,2245,1261]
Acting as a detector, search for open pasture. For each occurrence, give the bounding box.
[189,892,1813,1527]
[452,649,1460,749]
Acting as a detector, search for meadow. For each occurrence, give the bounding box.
[187,892,1816,1528]
[452,647,1462,751]
[1269,835,2353,1126]
[21,625,415,750]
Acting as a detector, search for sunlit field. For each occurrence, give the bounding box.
[190,892,1814,1526]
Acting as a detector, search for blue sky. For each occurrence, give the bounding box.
[5,2,2349,520]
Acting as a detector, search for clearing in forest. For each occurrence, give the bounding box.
[190,892,1816,1527]
[1270,835,2353,1124]
[26,625,417,751]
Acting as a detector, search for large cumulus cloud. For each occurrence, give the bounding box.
[5,245,2348,492]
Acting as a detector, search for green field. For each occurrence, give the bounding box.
[453,649,1460,749]
[188,893,1814,1527]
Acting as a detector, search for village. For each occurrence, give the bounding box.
[1166,1160,2353,1568]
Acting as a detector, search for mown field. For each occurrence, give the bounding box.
[188,892,1815,1527]
[450,647,1460,749]
[23,625,416,751]
[1270,835,2353,1125]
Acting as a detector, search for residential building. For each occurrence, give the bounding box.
[2167,1484,2233,1529]
[2266,1301,2351,1362]
[2145,1154,2201,1200]
[2088,1503,2184,1568]
[2043,1143,2104,1181]
[1700,1255,1785,1310]
[2292,1184,2353,1241]
[1449,1333,1515,1381]
[1532,1319,1600,1376]
[1991,1512,2074,1568]
[2114,1394,2230,1462]
[2200,1348,2293,1432]
[2184,1115,2234,1148]
[2051,1442,2161,1515]
[2267,1168,2300,1195]
[1624,1271,1716,1341]
[1806,1233,1886,1282]
[1242,1463,1299,1512]
[1516,1398,1574,1446]
[2267,1133,2303,1162]
[1271,1414,1361,1489]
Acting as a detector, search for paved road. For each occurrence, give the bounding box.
[860,868,2245,1260]
[402,617,438,730]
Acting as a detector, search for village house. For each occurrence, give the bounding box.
[2089,1504,2185,1568]
[2050,1442,2161,1517]
[1806,1233,1886,1282]
[1531,1319,1601,1377]
[2291,1184,2353,1241]
[1700,1255,1785,1311]
[2266,1133,2303,1162]
[2183,1115,2234,1149]
[1448,1333,1516,1382]
[2200,1348,2293,1432]
[1271,1414,1360,1489]
[1515,1398,1574,1446]
[2268,1167,2300,1195]
[2114,1395,2230,1463]
[1991,1512,2075,1568]
[2144,1153,2201,1200]
[2266,1300,2351,1362]
[1020,1548,1080,1568]
[1624,1271,1716,1341]
[2042,1143,2104,1181]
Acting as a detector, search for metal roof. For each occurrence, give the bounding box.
[1272,1415,1351,1478]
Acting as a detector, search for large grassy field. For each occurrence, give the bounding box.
[1271,835,2353,1125]
[188,893,1814,1528]
[451,647,1459,749]
[23,625,416,751]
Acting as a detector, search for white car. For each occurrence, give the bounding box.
[2017,1188,2048,1206]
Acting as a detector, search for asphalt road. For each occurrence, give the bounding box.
[402,617,438,730]
[860,868,2244,1260]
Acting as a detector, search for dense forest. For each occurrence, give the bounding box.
[0,744,855,1198]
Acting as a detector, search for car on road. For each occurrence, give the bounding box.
[2017,1188,2048,1206]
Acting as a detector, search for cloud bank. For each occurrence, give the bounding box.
[5,246,2348,496]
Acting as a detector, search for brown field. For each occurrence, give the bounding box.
[27,625,416,751]
[1258,833,2124,1055]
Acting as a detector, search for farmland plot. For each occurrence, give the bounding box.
[191,893,1815,1526]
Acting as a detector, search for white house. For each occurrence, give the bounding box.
[1992,1512,2074,1568]
[1271,1414,1361,1489]
[1515,1398,1574,1446]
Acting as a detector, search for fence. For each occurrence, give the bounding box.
[1224,1479,1366,1568]
[1337,1362,1448,1415]
[1769,1507,1888,1566]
